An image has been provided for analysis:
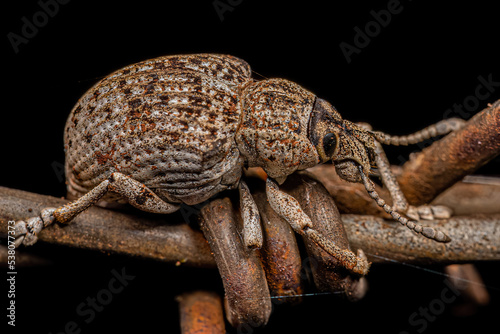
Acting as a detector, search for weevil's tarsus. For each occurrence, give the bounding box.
[371,118,466,146]
[358,166,451,243]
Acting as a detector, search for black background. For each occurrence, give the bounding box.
[3,1,499,333]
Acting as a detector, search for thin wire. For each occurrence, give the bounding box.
[245,291,344,301]
[367,252,500,292]
[245,253,498,301]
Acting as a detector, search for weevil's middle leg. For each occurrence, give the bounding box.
[265,177,370,275]
[14,172,180,247]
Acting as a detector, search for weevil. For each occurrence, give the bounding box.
[13,54,464,275]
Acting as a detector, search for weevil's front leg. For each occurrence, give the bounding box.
[14,172,179,247]
[266,177,370,275]
[373,141,452,220]
[238,180,263,249]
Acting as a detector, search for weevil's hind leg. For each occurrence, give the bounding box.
[265,177,370,275]
[371,118,466,146]
[358,166,451,243]
[14,172,180,247]
[373,140,453,220]
[238,180,263,249]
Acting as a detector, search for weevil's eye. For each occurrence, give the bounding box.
[322,133,338,157]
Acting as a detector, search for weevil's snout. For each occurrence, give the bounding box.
[332,123,374,183]
[333,136,372,182]
[334,159,363,182]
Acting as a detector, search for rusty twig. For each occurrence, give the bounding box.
[0,186,215,268]
[397,100,500,205]
[306,166,500,217]
[252,189,304,303]
[176,291,226,334]
[199,198,272,328]
[1,182,499,265]
[342,213,500,264]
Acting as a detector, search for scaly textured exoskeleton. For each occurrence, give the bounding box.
[14,54,463,276]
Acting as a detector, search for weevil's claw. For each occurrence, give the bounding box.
[14,220,27,247]
[406,205,453,221]
[13,208,57,247]
[352,249,370,276]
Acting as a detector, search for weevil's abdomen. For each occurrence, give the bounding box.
[65,54,252,205]
[235,79,320,182]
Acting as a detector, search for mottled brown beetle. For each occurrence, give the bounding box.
[14,54,463,275]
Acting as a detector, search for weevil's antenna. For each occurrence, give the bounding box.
[371,118,466,146]
[357,166,451,243]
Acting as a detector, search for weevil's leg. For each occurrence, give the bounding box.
[238,180,263,249]
[14,172,179,247]
[373,133,453,220]
[373,140,409,213]
[266,177,370,275]
[372,118,466,146]
[358,166,451,243]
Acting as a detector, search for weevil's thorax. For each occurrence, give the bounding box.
[308,98,376,183]
[235,79,320,183]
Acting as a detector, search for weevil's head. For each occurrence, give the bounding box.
[308,98,376,183]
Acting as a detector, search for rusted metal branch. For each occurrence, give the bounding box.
[397,99,500,205]
[252,189,304,303]
[199,198,272,328]
[1,183,499,265]
[343,213,500,264]
[0,186,215,268]
[176,291,226,334]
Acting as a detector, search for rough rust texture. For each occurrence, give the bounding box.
[0,186,215,267]
[252,188,304,303]
[432,178,500,215]
[199,198,272,328]
[344,214,500,264]
[177,291,226,334]
[2,177,500,266]
[397,100,500,205]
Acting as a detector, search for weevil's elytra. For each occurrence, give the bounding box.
[15,53,461,273]
[66,54,252,205]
